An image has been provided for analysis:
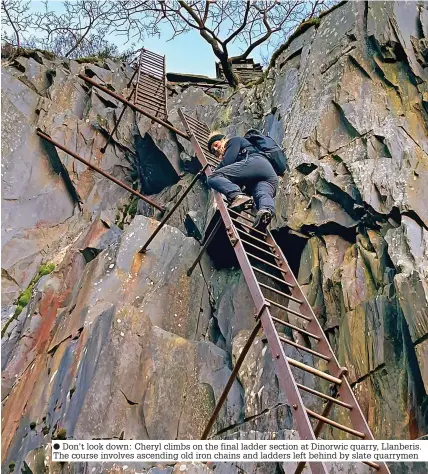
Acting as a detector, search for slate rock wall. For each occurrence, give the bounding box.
[1,2,428,474]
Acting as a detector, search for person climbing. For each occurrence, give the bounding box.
[206,131,278,232]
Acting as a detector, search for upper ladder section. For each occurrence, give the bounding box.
[178,109,391,474]
[134,48,167,121]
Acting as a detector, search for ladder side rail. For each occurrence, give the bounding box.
[163,54,168,118]
[135,50,144,105]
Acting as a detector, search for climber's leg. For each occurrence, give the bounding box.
[207,161,253,208]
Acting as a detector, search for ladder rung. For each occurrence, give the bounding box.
[296,383,353,409]
[259,282,302,304]
[242,208,257,218]
[240,239,277,258]
[279,336,330,361]
[230,218,267,238]
[192,129,210,142]
[192,130,209,142]
[229,208,255,223]
[306,409,366,439]
[265,298,311,321]
[136,88,165,102]
[139,67,163,79]
[141,49,164,61]
[200,145,215,156]
[246,252,287,274]
[187,120,210,136]
[286,358,342,384]
[236,228,273,248]
[135,93,165,108]
[186,117,210,132]
[204,154,220,165]
[271,316,320,340]
[207,160,219,167]
[142,55,164,68]
[252,267,294,288]
[139,74,164,87]
[135,99,165,115]
[136,79,164,93]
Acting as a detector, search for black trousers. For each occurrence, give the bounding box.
[207,154,278,213]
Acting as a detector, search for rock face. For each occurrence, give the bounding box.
[1,2,428,474]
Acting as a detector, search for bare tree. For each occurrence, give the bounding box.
[1,0,32,51]
[2,0,338,85]
[117,0,337,87]
[30,0,124,58]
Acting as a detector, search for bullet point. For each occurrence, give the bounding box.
[53,443,60,450]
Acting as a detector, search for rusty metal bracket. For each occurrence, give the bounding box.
[254,301,271,320]
[226,225,239,247]
[37,130,164,212]
[100,84,137,154]
[139,164,208,253]
[187,218,222,277]
[200,320,262,440]
[79,74,190,141]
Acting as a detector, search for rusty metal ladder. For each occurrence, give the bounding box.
[38,48,184,215]
[134,48,167,121]
[94,47,168,153]
[178,110,391,474]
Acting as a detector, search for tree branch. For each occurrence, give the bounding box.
[2,0,21,49]
[223,1,250,46]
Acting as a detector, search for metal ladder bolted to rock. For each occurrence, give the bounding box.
[177,110,391,474]
[35,47,391,474]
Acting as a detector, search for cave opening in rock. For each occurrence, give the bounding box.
[271,227,308,277]
[205,213,239,270]
[134,133,179,195]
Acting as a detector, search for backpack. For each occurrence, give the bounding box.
[243,129,289,176]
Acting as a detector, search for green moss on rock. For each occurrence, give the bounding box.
[18,289,32,306]
[53,428,67,440]
[2,262,56,338]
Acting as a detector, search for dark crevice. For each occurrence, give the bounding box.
[46,69,55,89]
[79,247,101,264]
[94,90,118,109]
[351,363,386,387]
[321,45,356,75]
[119,389,138,406]
[134,133,179,195]
[389,206,402,226]
[39,135,82,207]
[401,209,427,231]
[300,222,358,244]
[332,100,362,139]
[206,212,239,270]
[211,402,289,438]
[348,54,372,79]
[278,47,303,69]
[47,327,83,355]
[271,227,308,276]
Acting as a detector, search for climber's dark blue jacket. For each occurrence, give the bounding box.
[216,137,257,168]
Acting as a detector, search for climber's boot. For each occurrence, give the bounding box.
[228,194,253,212]
[253,209,273,232]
